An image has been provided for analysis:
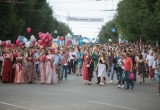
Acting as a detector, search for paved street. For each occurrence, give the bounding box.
[0,74,159,110]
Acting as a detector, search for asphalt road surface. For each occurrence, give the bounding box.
[0,74,159,110]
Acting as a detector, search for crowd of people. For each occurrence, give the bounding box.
[0,43,160,94]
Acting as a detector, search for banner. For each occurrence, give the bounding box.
[67,17,104,22]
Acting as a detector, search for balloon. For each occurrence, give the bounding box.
[44,33,49,39]
[11,44,15,48]
[0,40,2,45]
[27,27,31,33]
[32,40,36,45]
[42,55,47,62]
[60,36,64,41]
[42,36,45,41]
[18,43,23,48]
[25,42,30,48]
[23,38,28,43]
[43,44,46,47]
[66,40,71,44]
[108,39,112,42]
[31,35,35,40]
[45,39,49,43]
[38,40,43,45]
[39,34,43,39]
[16,39,21,45]
[6,43,11,48]
[48,36,52,42]
[38,32,42,36]
[2,41,6,47]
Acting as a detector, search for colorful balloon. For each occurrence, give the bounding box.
[16,39,21,45]
[60,36,64,41]
[27,27,31,33]
[18,43,23,48]
[32,40,36,45]
[11,44,15,48]
[2,41,6,47]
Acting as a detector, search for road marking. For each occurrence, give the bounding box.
[89,101,138,110]
[0,101,35,110]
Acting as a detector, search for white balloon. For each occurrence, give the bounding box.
[25,41,30,48]
[31,35,35,40]
[108,39,112,42]
[23,38,28,43]
[0,40,2,45]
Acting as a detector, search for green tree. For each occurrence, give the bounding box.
[98,20,118,43]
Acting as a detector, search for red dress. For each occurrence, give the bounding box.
[82,56,89,80]
[2,54,13,83]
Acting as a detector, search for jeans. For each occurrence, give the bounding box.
[124,70,134,89]
[110,63,118,81]
[69,59,76,74]
[35,64,40,78]
[60,65,68,80]
[117,68,124,85]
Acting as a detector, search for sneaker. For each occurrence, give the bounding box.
[100,83,105,86]
[118,85,121,88]
[110,80,113,84]
[121,85,124,88]
[117,80,119,84]
[148,77,151,79]
[88,82,92,85]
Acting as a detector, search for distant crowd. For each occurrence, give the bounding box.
[0,43,160,94]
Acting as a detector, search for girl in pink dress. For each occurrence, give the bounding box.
[26,50,38,83]
[39,49,46,84]
[45,49,57,84]
[14,53,24,84]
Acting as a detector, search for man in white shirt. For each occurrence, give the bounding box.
[68,48,77,74]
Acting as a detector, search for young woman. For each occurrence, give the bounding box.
[14,52,24,84]
[26,50,35,83]
[117,54,125,88]
[82,53,89,84]
[76,48,83,76]
[87,53,94,85]
[146,51,155,79]
[97,53,107,86]
[39,49,46,84]
[45,49,57,84]
[2,49,13,83]
[136,54,146,83]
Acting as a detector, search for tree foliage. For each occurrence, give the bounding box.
[115,0,160,43]
[98,20,118,43]
[0,0,72,41]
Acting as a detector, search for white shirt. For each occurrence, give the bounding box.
[69,52,76,60]
[146,55,155,66]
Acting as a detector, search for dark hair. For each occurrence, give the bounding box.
[138,54,143,60]
[126,52,130,57]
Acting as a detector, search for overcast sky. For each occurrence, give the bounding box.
[47,0,120,38]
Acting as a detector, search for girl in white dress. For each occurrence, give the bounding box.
[45,49,57,84]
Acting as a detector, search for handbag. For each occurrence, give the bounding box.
[129,72,135,80]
